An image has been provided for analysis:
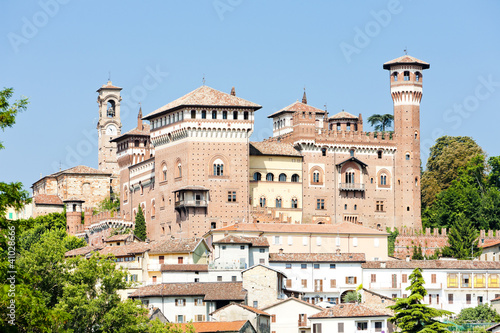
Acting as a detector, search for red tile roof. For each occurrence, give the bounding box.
[214,235,269,247]
[96,81,122,91]
[310,303,389,319]
[49,165,111,177]
[105,234,132,242]
[110,124,150,142]
[129,282,247,301]
[211,302,270,316]
[362,260,500,270]
[269,253,365,263]
[161,264,209,272]
[268,101,325,118]
[329,111,358,120]
[99,243,151,257]
[64,245,103,257]
[481,239,500,249]
[249,141,301,157]
[180,320,249,332]
[144,85,261,120]
[212,222,388,236]
[149,238,204,254]
[34,194,64,205]
[383,55,430,69]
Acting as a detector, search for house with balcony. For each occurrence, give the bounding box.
[147,237,210,284]
[211,235,270,270]
[261,297,323,333]
[309,303,390,333]
[129,282,247,324]
[269,252,365,305]
[362,260,500,314]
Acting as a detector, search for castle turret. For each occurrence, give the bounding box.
[64,198,85,235]
[384,55,429,229]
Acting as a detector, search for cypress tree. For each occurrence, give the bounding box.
[134,205,146,241]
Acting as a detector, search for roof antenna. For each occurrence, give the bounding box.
[404,47,408,55]
[202,74,206,86]
[108,71,111,83]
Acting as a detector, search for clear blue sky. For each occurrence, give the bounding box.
[1,0,500,191]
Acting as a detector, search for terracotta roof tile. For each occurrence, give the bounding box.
[310,303,389,319]
[46,165,111,178]
[268,101,325,118]
[129,282,247,300]
[64,245,103,257]
[144,85,261,120]
[212,222,388,236]
[249,141,301,157]
[180,320,249,332]
[161,264,209,272]
[110,124,150,143]
[105,234,132,242]
[99,243,151,257]
[362,260,500,270]
[149,238,203,254]
[211,302,270,316]
[214,235,269,247]
[481,239,500,248]
[269,253,365,263]
[97,81,122,91]
[383,55,430,69]
[34,194,64,205]
[329,111,358,120]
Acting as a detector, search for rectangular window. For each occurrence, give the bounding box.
[392,274,397,288]
[175,299,186,307]
[217,276,222,282]
[338,323,344,333]
[288,236,293,245]
[475,273,486,288]
[271,314,276,323]
[330,264,336,269]
[314,263,320,269]
[286,263,292,269]
[330,279,336,288]
[402,294,407,298]
[371,274,376,283]
[273,236,282,245]
[232,276,237,282]
[314,279,323,292]
[376,200,384,212]
[259,258,265,264]
[195,298,204,306]
[301,264,307,269]
[346,276,357,284]
[353,237,358,247]
[253,301,258,308]
[447,273,458,288]
[195,314,205,322]
[303,236,308,246]
[159,256,164,264]
[301,279,307,288]
[431,274,437,284]
[375,321,383,332]
[448,294,453,304]
[313,323,322,333]
[178,257,183,264]
[316,236,322,246]
[286,279,292,288]
[462,274,471,288]
[240,245,245,250]
[489,274,499,288]
[466,294,471,304]
[177,315,184,323]
[228,191,236,202]
[316,199,325,210]
[357,322,368,331]
[402,274,407,283]
[259,248,265,253]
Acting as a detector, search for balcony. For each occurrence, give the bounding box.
[175,199,208,208]
[339,183,365,191]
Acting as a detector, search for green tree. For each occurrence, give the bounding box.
[388,268,452,332]
[455,304,500,324]
[95,195,120,215]
[412,245,424,260]
[441,215,482,259]
[134,205,147,240]
[421,136,484,209]
[0,87,29,150]
[367,113,394,132]
[387,227,399,256]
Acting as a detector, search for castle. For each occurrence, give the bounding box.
[36,55,429,243]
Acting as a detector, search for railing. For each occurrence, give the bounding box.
[175,199,208,208]
[339,183,365,191]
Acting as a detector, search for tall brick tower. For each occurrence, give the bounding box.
[97,81,122,193]
[384,55,429,229]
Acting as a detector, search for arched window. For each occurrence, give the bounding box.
[291,198,298,209]
[244,111,249,120]
[266,173,274,181]
[350,149,355,157]
[392,72,398,81]
[416,71,422,82]
[259,197,266,207]
[151,200,156,217]
[191,110,196,119]
[321,148,327,156]
[404,71,410,81]
[233,111,238,120]
[253,172,262,181]
[279,173,287,182]
[212,110,217,119]
[337,122,341,130]
[415,131,418,139]
[377,150,383,159]
[213,158,224,176]
[161,195,165,208]
[162,164,167,181]
[380,174,387,185]
[275,197,282,208]
[139,182,144,195]
[177,163,182,178]
[106,100,116,118]
[201,110,206,119]
[345,170,355,184]
[135,140,139,147]
[291,174,300,182]
[123,186,128,202]
[346,123,351,131]
[313,171,320,183]
[406,153,410,160]
[222,111,227,119]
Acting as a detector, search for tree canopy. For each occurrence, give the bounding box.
[134,205,147,240]
[441,215,482,259]
[367,113,394,132]
[388,268,452,332]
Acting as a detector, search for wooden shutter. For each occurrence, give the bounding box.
[354,276,357,284]
[286,279,292,288]
[345,277,348,284]
[338,322,344,333]
[175,299,178,306]
[330,279,336,288]
[159,256,164,264]
[271,315,276,323]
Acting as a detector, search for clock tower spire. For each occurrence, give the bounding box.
[96,80,122,190]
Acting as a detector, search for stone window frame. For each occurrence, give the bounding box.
[309,166,324,185]
[377,169,391,189]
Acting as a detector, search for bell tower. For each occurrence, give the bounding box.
[97,81,122,188]
[383,55,429,230]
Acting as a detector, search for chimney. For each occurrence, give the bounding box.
[279,248,284,255]
[230,86,235,96]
